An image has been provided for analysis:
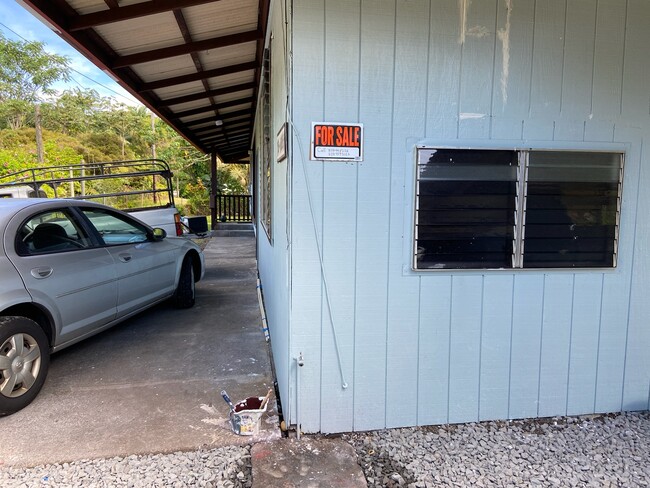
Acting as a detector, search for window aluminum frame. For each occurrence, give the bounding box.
[413,148,624,271]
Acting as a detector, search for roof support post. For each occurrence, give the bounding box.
[210,151,218,231]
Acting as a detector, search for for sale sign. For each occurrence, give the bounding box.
[311,122,363,161]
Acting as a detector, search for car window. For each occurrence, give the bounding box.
[81,208,149,246]
[18,210,92,255]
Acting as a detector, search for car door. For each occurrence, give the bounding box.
[78,207,178,318]
[5,207,118,345]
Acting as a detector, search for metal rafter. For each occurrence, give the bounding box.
[71,0,221,31]
[19,0,269,162]
[112,30,260,68]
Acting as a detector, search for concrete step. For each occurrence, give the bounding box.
[252,437,367,488]
[214,222,255,237]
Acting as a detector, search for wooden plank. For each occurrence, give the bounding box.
[529,0,566,118]
[509,274,544,419]
[458,0,497,140]
[385,0,429,428]
[353,0,395,431]
[591,0,626,119]
[537,274,574,417]
[479,274,514,421]
[567,274,603,415]
[418,276,452,425]
[448,275,483,423]
[318,0,361,434]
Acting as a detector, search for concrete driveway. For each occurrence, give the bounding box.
[0,236,280,467]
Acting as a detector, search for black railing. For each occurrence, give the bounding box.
[216,194,252,222]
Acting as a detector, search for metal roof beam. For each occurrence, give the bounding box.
[185,108,252,128]
[159,82,255,107]
[112,30,260,68]
[70,0,220,31]
[140,61,257,91]
[173,97,252,120]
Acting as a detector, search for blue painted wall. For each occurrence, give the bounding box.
[255,0,292,423]
[264,0,650,433]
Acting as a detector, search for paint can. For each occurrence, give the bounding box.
[229,396,267,436]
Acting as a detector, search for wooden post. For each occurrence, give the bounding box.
[210,151,218,231]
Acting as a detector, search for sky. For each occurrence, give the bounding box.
[0,1,142,106]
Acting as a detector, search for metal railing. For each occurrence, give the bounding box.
[216,194,252,222]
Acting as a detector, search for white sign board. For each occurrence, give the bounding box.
[310,122,363,162]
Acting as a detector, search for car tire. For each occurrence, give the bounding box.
[173,256,195,309]
[0,316,50,416]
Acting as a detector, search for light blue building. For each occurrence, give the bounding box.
[20,0,649,435]
[255,0,650,433]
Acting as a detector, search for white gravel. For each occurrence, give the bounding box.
[344,412,650,487]
[0,445,252,488]
[2,412,648,487]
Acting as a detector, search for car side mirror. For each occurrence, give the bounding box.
[152,228,167,241]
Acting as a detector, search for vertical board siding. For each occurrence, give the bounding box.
[567,274,604,415]
[490,0,535,140]
[529,0,566,118]
[353,0,395,432]
[591,0,626,119]
[479,274,514,421]
[287,0,650,432]
[537,274,574,417]
[256,0,292,429]
[319,0,360,433]
[426,0,461,140]
[290,0,326,432]
[620,1,650,121]
[384,0,429,429]
[418,276,452,425]
[448,276,483,423]
[458,0,497,139]
[560,0,597,119]
[509,275,545,418]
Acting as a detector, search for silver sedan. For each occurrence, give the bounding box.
[0,199,205,415]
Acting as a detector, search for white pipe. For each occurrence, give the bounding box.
[295,352,304,440]
[256,278,269,341]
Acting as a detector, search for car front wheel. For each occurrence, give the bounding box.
[0,316,50,416]
[173,256,196,309]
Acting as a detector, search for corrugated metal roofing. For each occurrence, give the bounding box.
[19,0,270,162]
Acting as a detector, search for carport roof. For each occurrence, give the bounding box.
[18,0,270,163]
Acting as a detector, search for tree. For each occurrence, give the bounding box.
[0,33,70,129]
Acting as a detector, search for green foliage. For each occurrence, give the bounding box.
[0,33,70,129]
[0,35,250,212]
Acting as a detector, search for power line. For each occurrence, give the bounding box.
[0,21,140,106]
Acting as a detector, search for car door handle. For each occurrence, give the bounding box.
[31,266,53,279]
[118,253,133,263]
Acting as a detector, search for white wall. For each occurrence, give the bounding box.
[287,0,650,433]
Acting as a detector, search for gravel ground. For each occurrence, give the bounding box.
[2,412,648,487]
[344,412,650,488]
[0,445,252,488]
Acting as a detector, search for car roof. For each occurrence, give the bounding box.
[0,198,112,227]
